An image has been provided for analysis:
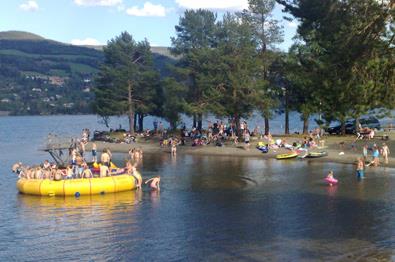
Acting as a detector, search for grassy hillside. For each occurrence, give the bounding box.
[0,31,175,115]
[0,31,45,40]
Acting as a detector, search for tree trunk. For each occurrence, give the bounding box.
[340,120,346,135]
[193,114,197,128]
[355,117,360,134]
[128,81,134,134]
[284,88,289,134]
[264,115,270,135]
[197,113,203,130]
[134,113,137,132]
[138,114,144,132]
[234,114,240,136]
[302,115,309,134]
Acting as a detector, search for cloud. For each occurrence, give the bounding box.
[74,0,122,6]
[287,21,298,28]
[19,0,39,12]
[126,2,166,17]
[71,38,101,45]
[175,0,248,11]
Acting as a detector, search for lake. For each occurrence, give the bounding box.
[1,115,395,261]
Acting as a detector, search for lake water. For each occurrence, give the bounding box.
[1,115,395,261]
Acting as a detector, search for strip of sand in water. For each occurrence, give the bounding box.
[86,134,395,168]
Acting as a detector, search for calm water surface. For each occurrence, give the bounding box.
[1,115,395,261]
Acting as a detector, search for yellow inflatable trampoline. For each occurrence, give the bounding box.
[17,174,137,197]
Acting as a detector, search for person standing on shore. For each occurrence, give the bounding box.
[244,130,250,150]
[381,143,390,164]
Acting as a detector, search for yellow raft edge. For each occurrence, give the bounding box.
[17,174,137,197]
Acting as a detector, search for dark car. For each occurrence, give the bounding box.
[326,116,381,135]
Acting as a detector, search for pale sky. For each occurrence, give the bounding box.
[1,0,298,50]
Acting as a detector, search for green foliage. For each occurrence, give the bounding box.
[278,0,395,133]
[170,9,219,128]
[212,13,261,125]
[240,0,284,134]
[161,77,187,129]
[94,32,160,132]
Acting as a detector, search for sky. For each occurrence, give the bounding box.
[0,0,298,50]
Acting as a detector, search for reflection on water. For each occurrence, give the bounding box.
[1,115,395,260]
[1,154,395,261]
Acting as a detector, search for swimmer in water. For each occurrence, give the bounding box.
[326,170,337,186]
[327,170,334,180]
[145,176,160,190]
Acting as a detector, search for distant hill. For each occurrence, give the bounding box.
[0,31,46,40]
[0,31,175,116]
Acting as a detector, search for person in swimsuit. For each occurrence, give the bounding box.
[367,145,380,167]
[101,150,110,167]
[381,143,390,164]
[356,158,365,179]
[82,162,92,178]
[145,176,160,190]
[100,165,109,177]
[92,143,97,162]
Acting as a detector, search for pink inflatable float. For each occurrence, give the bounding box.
[325,177,338,186]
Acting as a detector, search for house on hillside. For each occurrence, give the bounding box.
[49,76,67,86]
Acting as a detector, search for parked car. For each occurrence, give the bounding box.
[326,116,381,135]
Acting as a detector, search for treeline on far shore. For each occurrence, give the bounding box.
[68,1,395,135]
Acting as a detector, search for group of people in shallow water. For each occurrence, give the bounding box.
[12,135,160,190]
[325,142,391,186]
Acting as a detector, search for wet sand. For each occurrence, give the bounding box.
[88,133,395,168]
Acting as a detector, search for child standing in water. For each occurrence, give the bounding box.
[145,176,160,190]
[356,158,365,179]
[325,170,338,186]
[381,143,390,165]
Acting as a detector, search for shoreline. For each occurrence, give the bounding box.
[88,135,395,168]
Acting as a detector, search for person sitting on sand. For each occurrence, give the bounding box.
[356,158,365,179]
[145,176,160,190]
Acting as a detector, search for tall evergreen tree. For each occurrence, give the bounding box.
[94,32,159,133]
[171,9,218,130]
[241,0,284,135]
[278,0,395,133]
[213,13,261,131]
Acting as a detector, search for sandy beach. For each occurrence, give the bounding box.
[88,133,395,168]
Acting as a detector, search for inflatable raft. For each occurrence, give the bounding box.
[306,151,328,158]
[17,174,137,197]
[276,152,298,160]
